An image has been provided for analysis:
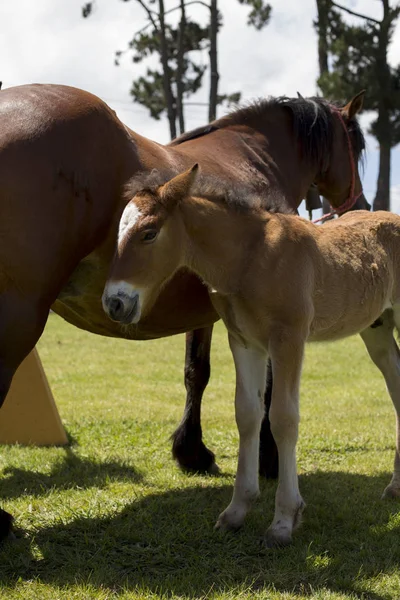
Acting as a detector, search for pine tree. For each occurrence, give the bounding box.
[315,0,400,210]
[82,0,272,138]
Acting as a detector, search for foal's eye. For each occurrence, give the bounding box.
[141,229,158,243]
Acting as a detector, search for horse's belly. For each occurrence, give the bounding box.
[308,298,391,342]
[54,260,218,340]
[308,318,378,342]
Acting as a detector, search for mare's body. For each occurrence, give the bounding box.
[104,166,400,547]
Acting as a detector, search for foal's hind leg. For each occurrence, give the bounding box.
[171,326,219,473]
[0,289,50,540]
[360,310,400,499]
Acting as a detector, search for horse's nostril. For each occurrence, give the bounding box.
[108,296,124,320]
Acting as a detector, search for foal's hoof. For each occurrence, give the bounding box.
[382,485,400,500]
[0,509,14,543]
[215,510,244,532]
[263,528,292,548]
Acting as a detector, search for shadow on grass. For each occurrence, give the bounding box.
[0,449,142,499]
[1,471,399,599]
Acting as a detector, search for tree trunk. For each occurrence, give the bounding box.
[315,0,331,215]
[373,137,391,211]
[373,0,392,211]
[176,0,186,135]
[158,0,177,139]
[315,0,330,76]
[208,0,219,122]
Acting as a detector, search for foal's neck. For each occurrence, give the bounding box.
[179,196,269,295]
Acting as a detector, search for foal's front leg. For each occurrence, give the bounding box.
[265,328,306,547]
[215,335,267,530]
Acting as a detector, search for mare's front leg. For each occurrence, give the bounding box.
[360,310,400,498]
[265,327,306,547]
[0,289,50,540]
[171,326,219,473]
[215,335,267,530]
[259,360,279,479]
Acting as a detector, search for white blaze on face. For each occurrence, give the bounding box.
[118,202,142,245]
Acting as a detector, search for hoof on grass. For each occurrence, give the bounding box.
[0,509,14,543]
[263,528,292,549]
[382,485,400,500]
[172,429,219,475]
[214,510,244,533]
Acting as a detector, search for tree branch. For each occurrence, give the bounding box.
[331,1,381,24]
[164,1,210,18]
[117,0,211,64]
[133,1,210,35]
[136,0,159,31]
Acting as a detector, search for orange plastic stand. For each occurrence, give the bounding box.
[0,349,68,446]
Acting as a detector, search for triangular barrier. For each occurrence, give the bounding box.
[0,349,68,446]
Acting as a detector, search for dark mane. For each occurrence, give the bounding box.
[170,96,365,170]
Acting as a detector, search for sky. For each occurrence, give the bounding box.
[0,0,399,216]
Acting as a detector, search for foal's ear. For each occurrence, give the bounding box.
[160,164,199,210]
[341,90,365,119]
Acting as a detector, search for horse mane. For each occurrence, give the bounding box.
[170,96,366,170]
[124,169,293,215]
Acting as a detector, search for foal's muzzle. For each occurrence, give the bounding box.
[104,292,140,324]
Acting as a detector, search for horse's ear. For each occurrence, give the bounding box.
[341,90,365,119]
[160,164,199,210]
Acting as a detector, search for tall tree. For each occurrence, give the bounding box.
[159,0,178,138]
[208,0,219,122]
[83,0,272,138]
[315,0,400,211]
[176,0,187,133]
[315,0,333,215]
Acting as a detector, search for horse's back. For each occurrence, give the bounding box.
[0,84,137,299]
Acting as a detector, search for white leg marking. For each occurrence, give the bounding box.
[215,335,267,531]
[265,329,305,547]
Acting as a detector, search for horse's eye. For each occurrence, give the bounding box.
[141,229,158,243]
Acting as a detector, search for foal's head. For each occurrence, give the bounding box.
[103,165,198,325]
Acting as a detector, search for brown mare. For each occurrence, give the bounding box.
[103,164,400,547]
[0,84,366,539]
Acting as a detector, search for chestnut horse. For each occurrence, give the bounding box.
[104,165,400,547]
[0,84,366,539]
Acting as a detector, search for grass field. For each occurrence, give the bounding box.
[0,313,400,599]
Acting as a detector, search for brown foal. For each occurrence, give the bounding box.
[104,165,400,547]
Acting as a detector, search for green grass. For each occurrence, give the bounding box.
[0,314,399,599]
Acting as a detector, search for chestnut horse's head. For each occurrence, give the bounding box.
[315,91,369,212]
[102,165,199,325]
